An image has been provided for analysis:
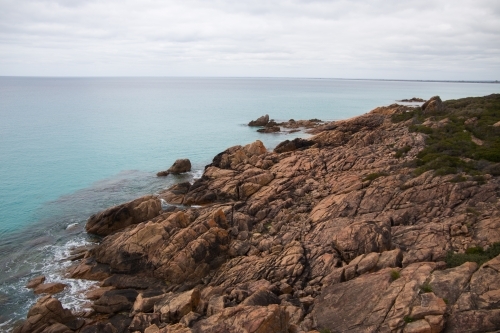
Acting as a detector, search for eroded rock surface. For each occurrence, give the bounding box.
[17,97,500,333]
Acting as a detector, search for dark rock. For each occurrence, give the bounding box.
[156,170,170,177]
[101,274,164,290]
[26,275,45,289]
[257,126,280,133]
[422,95,443,113]
[92,289,138,314]
[166,159,192,174]
[248,114,270,127]
[241,289,281,307]
[86,195,161,236]
[274,138,315,153]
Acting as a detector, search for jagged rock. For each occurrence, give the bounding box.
[257,126,280,133]
[13,296,83,333]
[26,275,46,289]
[159,182,191,205]
[86,195,162,236]
[154,289,201,323]
[34,282,67,295]
[241,288,280,306]
[26,95,500,332]
[166,159,192,174]
[67,257,111,281]
[421,96,443,113]
[248,115,269,127]
[91,209,231,284]
[131,290,167,315]
[274,138,315,153]
[129,313,160,332]
[92,289,138,314]
[191,304,289,333]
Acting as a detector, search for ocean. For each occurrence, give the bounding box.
[0,77,498,330]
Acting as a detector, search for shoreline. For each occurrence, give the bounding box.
[10,94,500,332]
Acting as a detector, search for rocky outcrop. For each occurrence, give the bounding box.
[86,195,162,236]
[169,159,192,174]
[248,114,269,126]
[18,95,500,333]
[13,296,84,333]
[422,95,443,113]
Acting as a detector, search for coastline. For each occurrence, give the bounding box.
[12,94,500,332]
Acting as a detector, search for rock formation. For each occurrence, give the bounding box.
[248,115,269,127]
[15,94,500,333]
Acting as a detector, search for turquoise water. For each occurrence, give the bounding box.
[0,77,498,329]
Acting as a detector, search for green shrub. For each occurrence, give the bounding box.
[395,146,412,158]
[420,283,433,293]
[319,329,331,333]
[403,316,414,323]
[363,172,388,182]
[404,94,500,177]
[445,242,500,268]
[390,270,401,281]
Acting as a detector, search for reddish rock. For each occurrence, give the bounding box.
[26,275,45,289]
[86,195,161,236]
[34,282,67,295]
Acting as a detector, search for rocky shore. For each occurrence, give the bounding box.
[14,94,500,333]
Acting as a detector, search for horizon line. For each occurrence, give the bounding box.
[0,75,498,84]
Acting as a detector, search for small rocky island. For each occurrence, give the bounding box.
[15,94,500,333]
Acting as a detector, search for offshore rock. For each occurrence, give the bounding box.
[86,195,161,236]
[167,159,192,174]
[248,114,269,126]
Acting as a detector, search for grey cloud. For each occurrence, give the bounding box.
[0,0,498,79]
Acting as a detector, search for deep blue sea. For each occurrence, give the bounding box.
[0,77,498,330]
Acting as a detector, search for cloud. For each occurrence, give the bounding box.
[0,0,499,79]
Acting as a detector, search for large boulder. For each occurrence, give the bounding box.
[422,96,443,113]
[248,115,269,127]
[167,159,192,174]
[86,195,161,236]
[13,296,83,333]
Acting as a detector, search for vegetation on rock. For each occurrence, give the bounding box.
[445,242,500,268]
[392,94,500,176]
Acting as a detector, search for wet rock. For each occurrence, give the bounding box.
[159,182,191,205]
[34,282,67,295]
[13,296,84,333]
[86,195,162,236]
[166,159,192,174]
[26,275,45,289]
[248,114,269,127]
[257,126,280,133]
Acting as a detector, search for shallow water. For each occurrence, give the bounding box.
[0,77,498,330]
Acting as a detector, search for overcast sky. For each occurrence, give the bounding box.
[0,0,499,80]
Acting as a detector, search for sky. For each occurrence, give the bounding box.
[0,0,499,80]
